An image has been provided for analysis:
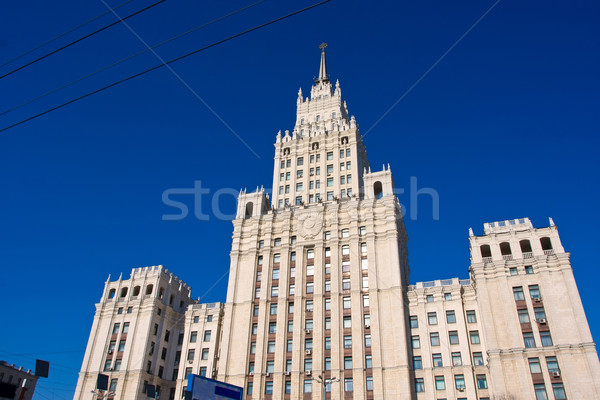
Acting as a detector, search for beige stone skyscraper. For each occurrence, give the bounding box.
[74,46,600,400]
[217,43,412,399]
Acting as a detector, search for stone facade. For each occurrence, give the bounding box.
[0,361,38,400]
[73,47,600,400]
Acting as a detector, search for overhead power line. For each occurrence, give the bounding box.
[0,0,331,134]
[0,0,134,69]
[0,0,267,117]
[0,0,168,80]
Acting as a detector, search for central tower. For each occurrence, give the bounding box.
[218,46,411,399]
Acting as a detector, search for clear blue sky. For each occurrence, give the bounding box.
[0,0,598,399]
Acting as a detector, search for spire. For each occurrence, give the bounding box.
[317,42,329,82]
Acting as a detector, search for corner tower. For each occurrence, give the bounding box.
[218,45,411,400]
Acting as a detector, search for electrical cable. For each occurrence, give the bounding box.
[0,0,168,80]
[0,0,331,134]
[0,0,134,69]
[0,0,267,117]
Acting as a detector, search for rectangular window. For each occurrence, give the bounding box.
[112,323,120,334]
[327,177,334,187]
[113,359,121,371]
[118,340,126,352]
[510,267,518,275]
[201,348,209,360]
[526,265,534,274]
[513,286,525,301]
[452,352,462,366]
[267,341,275,353]
[466,310,477,323]
[347,174,352,183]
[343,297,351,309]
[247,382,253,395]
[325,336,331,350]
[253,305,259,316]
[304,380,312,393]
[270,303,278,315]
[432,353,443,367]
[344,356,352,369]
[306,265,314,276]
[252,323,257,335]
[365,354,372,368]
[476,374,488,389]
[327,152,333,160]
[426,294,434,302]
[342,278,351,290]
[327,191,333,200]
[413,356,422,370]
[411,335,420,349]
[343,316,352,328]
[410,316,418,328]
[365,334,371,348]
[523,332,536,348]
[455,374,465,390]
[269,322,277,334]
[546,356,560,374]
[287,339,293,352]
[415,378,425,393]
[534,384,548,400]
[535,307,546,321]
[529,284,541,299]
[203,330,211,342]
[446,310,456,323]
[297,157,303,166]
[518,309,530,323]
[287,320,294,332]
[435,376,446,390]
[428,312,438,325]
[362,276,369,289]
[306,300,314,313]
[449,331,459,344]
[340,176,345,184]
[470,330,481,344]
[366,376,374,391]
[552,383,567,400]
[250,342,256,354]
[344,378,353,392]
[529,357,542,373]
[325,298,331,311]
[473,352,484,366]
[430,332,440,346]
[306,282,313,294]
[285,381,291,394]
[325,280,331,292]
[187,349,195,361]
[109,378,118,392]
[363,294,370,307]
[540,331,553,347]
[199,367,206,377]
[272,286,279,297]
[340,162,345,171]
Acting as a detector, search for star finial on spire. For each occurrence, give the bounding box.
[319,42,328,51]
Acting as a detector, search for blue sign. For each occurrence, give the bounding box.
[187,374,243,400]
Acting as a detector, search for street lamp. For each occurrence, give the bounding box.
[312,375,339,400]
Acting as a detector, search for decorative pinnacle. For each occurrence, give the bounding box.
[317,42,329,82]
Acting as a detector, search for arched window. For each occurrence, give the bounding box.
[520,240,532,253]
[245,202,253,219]
[120,287,128,298]
[145,284,153,296]
[283,148,290,156]
[341,136,349,145]
[374,181,383,199]
[133,286,141,296]
[540,237,553,250]
[312,143,319,150]
[108,288,116,299]
[480,245,492,258]
[500,242,512,255]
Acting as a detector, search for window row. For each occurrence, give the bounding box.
[415,374,488,392]
[413,351,485,368]
[250,334,373,356]
[247,376,369,396]
[410,310,477,328]
[513,285,542,301]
